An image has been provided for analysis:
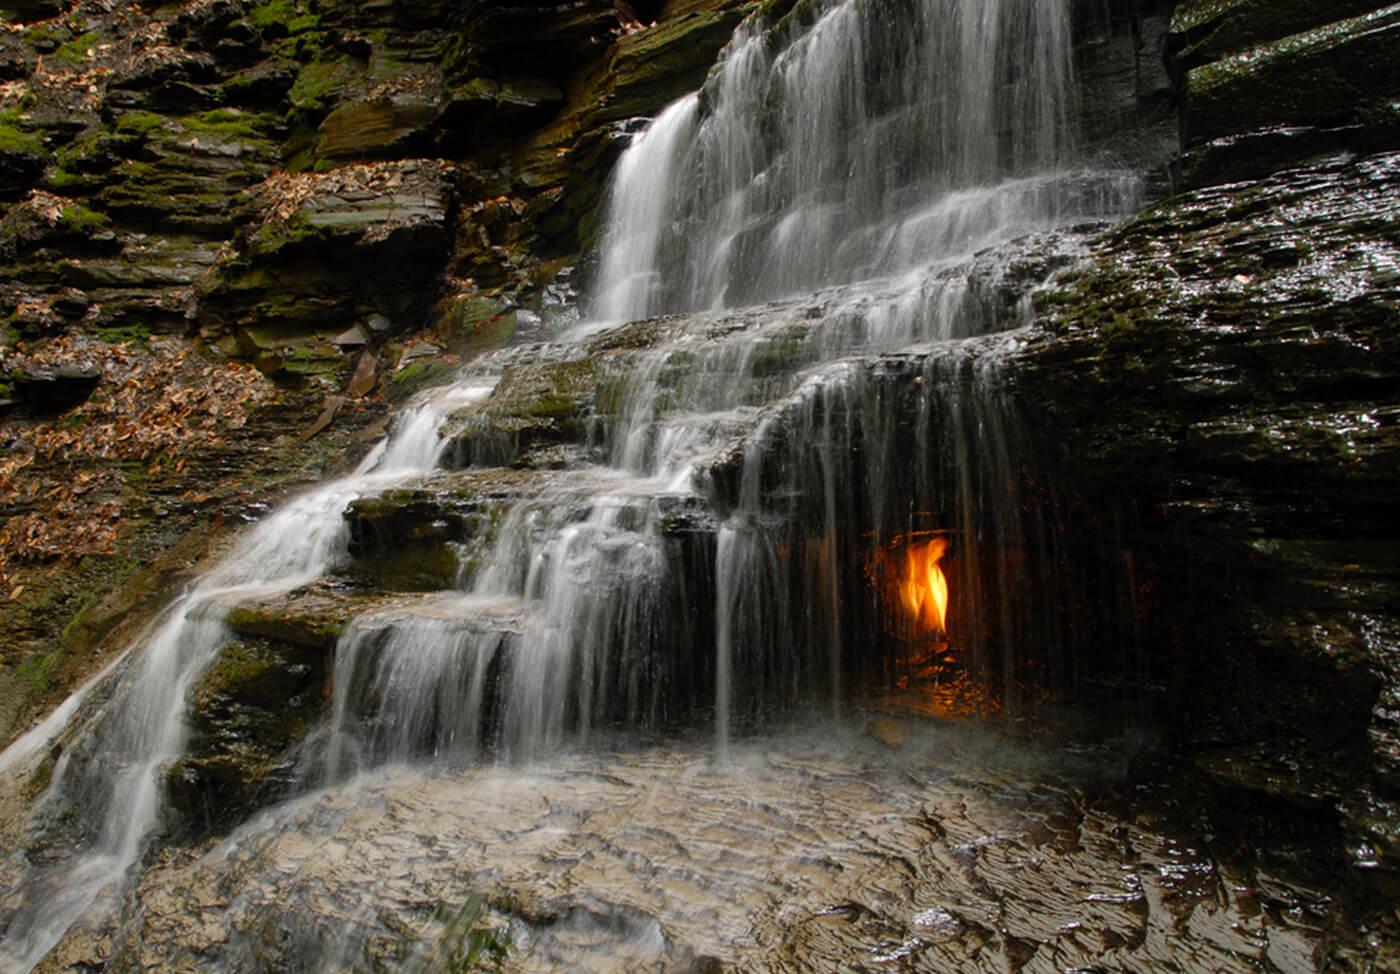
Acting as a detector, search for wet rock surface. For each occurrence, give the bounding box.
[1017,149,1400,917]
[53,728,1349,972]
[168,635,329,836]
[1169,1,1400,187]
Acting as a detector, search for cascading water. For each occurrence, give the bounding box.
[0,0,1147,967]
[586,0,1121,323]
[0,379,492,972]
[312,0,1140,775]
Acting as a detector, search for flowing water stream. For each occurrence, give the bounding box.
[0,0,1197,968]
[0,379,494,972]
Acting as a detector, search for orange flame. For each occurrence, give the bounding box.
[901,537,950,633]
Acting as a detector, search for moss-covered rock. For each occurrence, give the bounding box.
[316,95,440,162]
[93,108,279,234]
[197,160,454,372]
[433,293,517,357]
[440,355,609,466]
[0,110,51,199]
[383,356,459,401]
[1185,7,1400,146]
[1169,0,1393,69]
[225,586,359,649]
[1171,4,1400,187]
[168,635,328,835]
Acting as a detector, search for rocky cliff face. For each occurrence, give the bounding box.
[1016,0,1400,950]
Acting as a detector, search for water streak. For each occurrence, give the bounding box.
[0,380,492,971]
[588,0,1124,321]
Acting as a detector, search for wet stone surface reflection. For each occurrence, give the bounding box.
[60,724,1331,973]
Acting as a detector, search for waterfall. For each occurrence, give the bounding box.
[0,0,1146,966]
[590,96,701,326]
[0,379,493,973]
[581,0,1136,749]
[587,0,1121,322]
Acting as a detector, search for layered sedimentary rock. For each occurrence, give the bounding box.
[1014,0,1400,925]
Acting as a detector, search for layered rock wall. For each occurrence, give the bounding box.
[1015,0,1400,930]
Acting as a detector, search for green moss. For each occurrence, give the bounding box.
[50,30,103,66]
[435,294,517,356]
[43,168,84,191]
[355,544,462,591]
[249,0,294,27]
[93,322,152,345]
[1102,313,1138,338]
[181,108,276,143]
[102,158,249,215]
[288,58,360,112]
[428,895,512,972]
[0,111,45,156]
[224,602,346,648]
[196,639,293,706]
[385,359,457,400]
[20,20,71,52]
[283,141,318,173]
[114,111,169,138]
[249,0,321,33]
[246,211,323,256]
[15,649,63,694]
[112,109,276,150]
[25,756,54,798]
[57,589,102,648]
[47,131,110,184]
[58,203,110,233]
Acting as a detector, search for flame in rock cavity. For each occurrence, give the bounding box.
[901,537,950,634]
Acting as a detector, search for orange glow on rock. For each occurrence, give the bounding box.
[901,537,950,634]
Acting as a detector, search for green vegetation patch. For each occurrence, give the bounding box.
[19,20,72,53]
[0,110,46,156]
[435,294,517,356]
[288,57,361,112]
[181,108,278,143]
[246,210,325,257]
[15,648,64,693]
[93,322,153,345]
[58,203,110,234]
[114,110,169,138]
[249,0,322,34]
[385,359,458,401]
[50,30,103,66]
[420,894,511,972]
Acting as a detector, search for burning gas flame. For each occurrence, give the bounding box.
[901,537,950,634]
